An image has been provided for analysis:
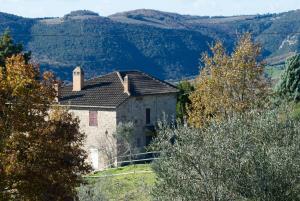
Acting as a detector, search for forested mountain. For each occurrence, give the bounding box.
[0,9,300,80]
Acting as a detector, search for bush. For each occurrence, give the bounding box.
[151,108,300,201]
[77,181,108,201]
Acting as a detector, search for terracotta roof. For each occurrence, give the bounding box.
[58,71,178,108]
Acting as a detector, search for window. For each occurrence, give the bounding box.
[146,108,151,124]
[89,111,98,127]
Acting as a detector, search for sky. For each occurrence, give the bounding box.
[0,0,300,18]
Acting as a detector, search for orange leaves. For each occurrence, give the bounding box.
[188,33,269,128]
[4,55,36,96]
[0,54,57,134]
[0,54,90,200]
[3,55,56,101]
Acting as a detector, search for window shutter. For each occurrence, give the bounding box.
[89,111,98,127]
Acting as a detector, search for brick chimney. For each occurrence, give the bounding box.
[123,75,130,95]
[53,82,61,102]
[73,66,84,91]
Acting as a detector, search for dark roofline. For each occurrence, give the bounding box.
[118,70,179,91]
[58,70,178,108]
[62,70,178,92]
[53,104,117,109]
[61,71,118,89]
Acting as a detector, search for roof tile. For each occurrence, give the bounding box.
[59,71,178,107]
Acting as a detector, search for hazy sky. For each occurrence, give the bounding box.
[0,0,299,18]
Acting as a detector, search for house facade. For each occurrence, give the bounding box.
[57,67,178,170]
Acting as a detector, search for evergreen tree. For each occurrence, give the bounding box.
[276,54,300,102]
[176,80,194,121]
[0,30,31,69]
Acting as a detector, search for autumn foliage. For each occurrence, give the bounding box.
[188,34,269,127]
[0,33,90,201]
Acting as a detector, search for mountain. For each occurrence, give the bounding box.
[1,9,300,80]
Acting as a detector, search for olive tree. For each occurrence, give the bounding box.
[77,181,108,201]
[151,108,300,201]
[114,122,137,165]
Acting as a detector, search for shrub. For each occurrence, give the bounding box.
[152,108,300,201]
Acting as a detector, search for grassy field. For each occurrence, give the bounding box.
[79,164,156,201]
[265,65,284,81]
[292,102,300,120]
[92,164,153,176]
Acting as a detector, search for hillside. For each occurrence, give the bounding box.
[1,9,300,80]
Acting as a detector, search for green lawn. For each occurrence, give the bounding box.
[92,164,153,176]
[79,164,156,201]
[292,102,300,120]
[265,65,284,81]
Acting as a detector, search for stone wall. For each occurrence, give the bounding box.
[117,93,177,148]
[69,93,177,170]
[70,108,117,170]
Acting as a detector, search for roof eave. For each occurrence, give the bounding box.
[132,91,179,96]
[53,103,117,109]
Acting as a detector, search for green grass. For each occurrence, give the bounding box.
[292,102,300,120]
[265,65,284,81]
[92,164,153,176]
[81,164,156,201]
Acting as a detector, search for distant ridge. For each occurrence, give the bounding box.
[0,9,300,80]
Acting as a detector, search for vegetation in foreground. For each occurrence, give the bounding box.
[157,34,300,200]
[152,107,300,200]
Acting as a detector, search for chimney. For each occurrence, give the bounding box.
[53,82,61,102]
[73,66,84,91]
[123,75,130,95]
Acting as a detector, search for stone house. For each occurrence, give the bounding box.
[57,67,178,170]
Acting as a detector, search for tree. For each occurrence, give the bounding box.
[114,122,136,165]
[77,181,108,201]
[188,33,269,127]
[176,80,194,122]
[152,108,300,201]
[0,54,53,200]
[276,54,300,102]
[3,108,90,201]
[0,29,31,69]
[0,54,90,200]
